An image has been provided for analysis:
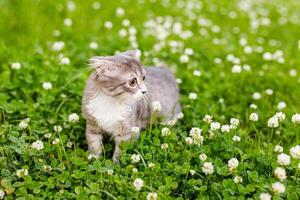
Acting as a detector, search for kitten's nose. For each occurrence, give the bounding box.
[141,90,147,94]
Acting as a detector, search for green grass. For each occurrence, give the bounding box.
[1,0,300,199]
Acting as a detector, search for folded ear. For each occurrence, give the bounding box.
[120,49,141,60]
[88,57,117,77]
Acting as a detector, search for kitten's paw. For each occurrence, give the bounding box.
[88,153,99,160]
[112,154,120,164]
[112,157,120,164]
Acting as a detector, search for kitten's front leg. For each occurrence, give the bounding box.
[85,123,103,160]
[112,124,132,164]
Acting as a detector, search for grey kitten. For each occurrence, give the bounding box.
[82,50,181,163]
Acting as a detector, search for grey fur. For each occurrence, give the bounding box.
[82,50,181,163]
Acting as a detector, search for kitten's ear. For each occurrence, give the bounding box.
[88,57,116,77]
[120,49,141,60]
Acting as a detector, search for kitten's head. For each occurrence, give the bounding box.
[89,50,147,101]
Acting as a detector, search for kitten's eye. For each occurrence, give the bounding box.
[129,78,137,87]
[143,76,145,81]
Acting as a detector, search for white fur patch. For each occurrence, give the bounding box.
[86,92,131,134]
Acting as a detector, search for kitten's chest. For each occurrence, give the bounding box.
[86,93,131,134]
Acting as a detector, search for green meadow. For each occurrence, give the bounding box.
[0,0,300,199]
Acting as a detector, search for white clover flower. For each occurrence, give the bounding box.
[118,29,127,37]
[265,89,273,95]
[152,101,161,112]
[107,169,113,176]
[0,189,5,199]
[231,64,242,73]
[267,117,279,128]
[277,102,286,110]
[60,57,70,65]
[68,113,79,123]
[176,112,184,119]
[203,115,213,124]
[64,18,72,26]
[250,103,257,109]
[289,69,297,77]
[228,158,239,171]
[104,21,113,29]
[168,120,176,126]
[147,192,158,200]
[31,140,44,151]
[274,145,283,153]
[180,54,189,63]
[11,62,21,70]
[243,64,251,71]
[291,113,300,124]
[66,141,72,148]
[193,135,204,146]
[199,153,207,161]
[54,125,62,133]
[188,92,197,100]
[19,118,30,129]
[133,178,144,191]
[52,41,65,51]
[290,145,300,159]
[189,127,203,145]
[176,78,182,84]
[130,127,140,135]
[232,135,241,142]
[249,113,259,121]
[116,7,125,17]
[272,182,285,194]
[161,143,169,150]
[244,46,253,54]
[193,70,201,77]
[185,48,194,55]
[274,167,286,181]
[275,112,286,121]
[43,165,52,172]
[67,1,76,11]
[161,127,171,136]
[44,133,52,139]
[263,52,272,61]
[122,19,130,26]
[128,26,137,36]
[221,125,230,133]
[92,1,101,10]
[210,122,221,131]
[16,168,28,177]
[226,54,235,62]
[189,127,201,136]
[185,137,193,145]
[42,82,52,90]
[132,168,138,173]
[89,42,98,49]
[233,176,243,183]
[131,154,140,163]
[252,92,262,100]
[259,192,272,200]
[239,38,247,46]
[88,153,99,160]
[148,162,155,168]
[202,162,214,175]
[230,118,240,128]
[214,57,222,64]
[277,153,291,166]
[189,170,196,175]
[52,138,60,145]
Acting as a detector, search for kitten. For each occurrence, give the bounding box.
[82,50,181,163]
